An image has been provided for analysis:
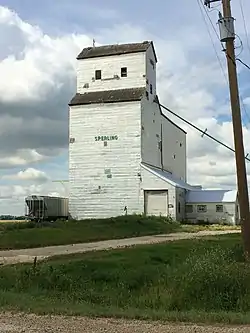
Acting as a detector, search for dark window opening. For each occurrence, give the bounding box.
[95,70,102,80]
[197,205,207,213]
[121,67,127,77]
[146,91,149,100]
[178,202,181,214]
[216,204,223,213]
[150,84,153,94]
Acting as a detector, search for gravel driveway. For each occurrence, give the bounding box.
[0,229,240,265]
[0,313,249,333]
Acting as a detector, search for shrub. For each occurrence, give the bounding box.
[166,245,250,312]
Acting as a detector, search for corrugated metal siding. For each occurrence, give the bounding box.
[146,45,157,102]
[76,53,146,94]
[69,101,142,219]
[185,202,237,225]
[141,97,187,181]
[141,96,162,169]
[69,42,187,220]
[161,116,187,181]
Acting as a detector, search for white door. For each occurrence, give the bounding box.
[144,190,168,216]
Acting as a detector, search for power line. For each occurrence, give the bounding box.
[201,0,221,41]
[196,0,228,82]
[236,58,250,71]
[239,0,250,58]
[198,0,250,125]
[155,100,250,162]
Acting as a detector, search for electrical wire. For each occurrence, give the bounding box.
[239,0,250,59]
[236,58,250,71]
[197,0,228,83]
[200,0,223,43]
[198,0,250,125]
[155,100,250,162]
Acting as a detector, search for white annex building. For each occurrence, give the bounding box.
[68,40,239,224]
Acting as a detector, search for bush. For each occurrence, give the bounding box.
[166,245,250,312]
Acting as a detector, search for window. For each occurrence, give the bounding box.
[150,84,153,94]
[216,204,223,213]
[197,205,207,213]
[178,202,181,214]
[185,205,193,213]
[95,70,101,80]
[146,91,149,100]
[121,67,127,77]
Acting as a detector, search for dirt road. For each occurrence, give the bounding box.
[0,229,240,265]
[0,313,249,333]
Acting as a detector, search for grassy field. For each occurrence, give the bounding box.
[0,215,183,250]
[0,233,249,324]
[0,215,240,250]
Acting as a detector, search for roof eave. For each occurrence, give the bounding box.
[76,41,156,61]
[76,49,149,60]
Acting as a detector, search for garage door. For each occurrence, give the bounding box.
[144,190,168,216]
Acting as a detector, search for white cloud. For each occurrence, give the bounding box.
[2,168,49,182]
[0,4,250,214]
[0,181,68,215]
[0,150,45,168]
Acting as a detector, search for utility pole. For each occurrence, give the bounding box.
[205,0,250,257]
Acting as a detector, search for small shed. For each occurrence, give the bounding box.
[185,189,239,225]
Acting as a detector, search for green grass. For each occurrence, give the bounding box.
[0,214,240,250]
[0,215,181,250]
[0,233,249,324]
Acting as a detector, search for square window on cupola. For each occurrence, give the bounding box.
[95,70,102,80]
[121,67,127,77]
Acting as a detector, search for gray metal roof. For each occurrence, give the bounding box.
[186,190,238,203]
[77,41,157,62]
[69,88,146,106]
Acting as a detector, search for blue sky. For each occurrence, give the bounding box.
[0,0,250,214]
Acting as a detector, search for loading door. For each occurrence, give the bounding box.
[144,190,169,216]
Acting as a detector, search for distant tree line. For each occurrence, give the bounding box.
[0,215,26,220]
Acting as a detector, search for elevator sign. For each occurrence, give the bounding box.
[95,135,118,141]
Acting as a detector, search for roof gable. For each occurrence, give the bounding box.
[77,41,157,62]
[69,88,145,106]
